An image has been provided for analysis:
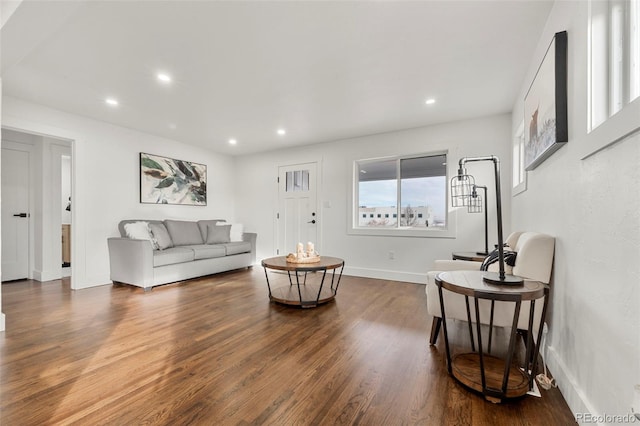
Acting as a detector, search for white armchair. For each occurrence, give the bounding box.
[426,231,555,344]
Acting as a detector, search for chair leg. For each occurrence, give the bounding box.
[429,317,442,345]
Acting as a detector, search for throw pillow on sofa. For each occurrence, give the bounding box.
[216,222,244,242]
[164,220,204,245]
[207,224,231,244]
[124,221,159,250]
[149,223,174,250]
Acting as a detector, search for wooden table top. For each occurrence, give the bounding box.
[261,256,344,272]
[435,270,545,301]
[452,251,486,262]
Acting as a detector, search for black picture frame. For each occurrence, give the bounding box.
[139,152,207,205]
[524,30,568,171]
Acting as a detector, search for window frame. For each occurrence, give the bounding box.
[348,150,456,238]
[584,0,640,159]
[512,120,527,196]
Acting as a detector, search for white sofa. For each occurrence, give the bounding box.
[426,231,555,344]
[108,219,257,290]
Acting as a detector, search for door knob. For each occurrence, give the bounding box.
[307,220,316,224]
[13,213,29,218]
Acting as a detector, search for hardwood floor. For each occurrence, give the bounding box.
[1,268,576,425]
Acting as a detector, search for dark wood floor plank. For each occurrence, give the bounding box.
[1,268,576,425]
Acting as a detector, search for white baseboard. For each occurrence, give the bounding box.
[343,266,427,284]
[33,269,60,282]
[547,345,598,423]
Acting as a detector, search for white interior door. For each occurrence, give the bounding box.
[277,162,318,256]
[2,147,30,281]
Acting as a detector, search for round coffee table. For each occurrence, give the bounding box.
[261,256,344,308]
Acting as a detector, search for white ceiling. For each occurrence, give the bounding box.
[1,0,553,156]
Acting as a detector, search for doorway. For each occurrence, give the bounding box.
[1,128,72,283]
[277,162,319,256]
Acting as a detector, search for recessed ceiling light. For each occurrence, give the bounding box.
[157,73,171,83]
[277,128,286,135]
[228,139,237,145]
[425,98,436,105]
[169,123,177,130]
[105,98,118,106]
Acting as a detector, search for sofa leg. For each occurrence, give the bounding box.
[429,317,442,345]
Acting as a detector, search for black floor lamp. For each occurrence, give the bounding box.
[467,185,488,256]
[451,155,523,285]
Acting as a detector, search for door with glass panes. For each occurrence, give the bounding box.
[277,163,318,256]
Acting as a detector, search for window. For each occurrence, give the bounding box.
[353,153,448,234]
[588,0,640,143]
[285,169,309,192]
[512,121,527,195]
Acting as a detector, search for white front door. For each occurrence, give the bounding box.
[2,147,30,281]
[277,162,318,256]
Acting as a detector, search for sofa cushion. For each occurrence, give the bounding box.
[207,224,231,244]
[217,222,244,242]
[153,247,195,267]
[149,223,174,250]
[181,244,227,260]
[197,219,224,242]
[221,241,252,255]
[164,220,204,246]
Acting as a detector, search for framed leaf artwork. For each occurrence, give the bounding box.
[140,152,207,205]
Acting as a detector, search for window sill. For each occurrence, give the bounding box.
[512,180,527,197]
[348,226,456,238]
[583,97,640,159]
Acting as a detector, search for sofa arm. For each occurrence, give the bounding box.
[107,237,155,288]
[242,232,257,264]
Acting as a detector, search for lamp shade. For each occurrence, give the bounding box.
[467,194,482,213]
[450,174,474,207]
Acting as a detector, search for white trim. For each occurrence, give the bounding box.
[547,345,601,424]
[581,96,640,159]
[343,266,427,284]
[2,114,85,289]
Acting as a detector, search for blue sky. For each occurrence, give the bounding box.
[359,177,446,219]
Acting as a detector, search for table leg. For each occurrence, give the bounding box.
[263,267,273,298]
[529,288,550,389]
[465,296,476,352]
[499,300,521,396]
[488,300,495,354]
[331,264,345,293]
[309,269,327,306]
[437,283,452,375]
[474,297,487,393]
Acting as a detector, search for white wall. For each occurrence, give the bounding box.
[511,1,640,420]
[235,114,512,283]
[2,96,237,289]
[0,76,4,331]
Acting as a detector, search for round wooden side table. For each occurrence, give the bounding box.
[261,256,344,308]
[434,270,549,403]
